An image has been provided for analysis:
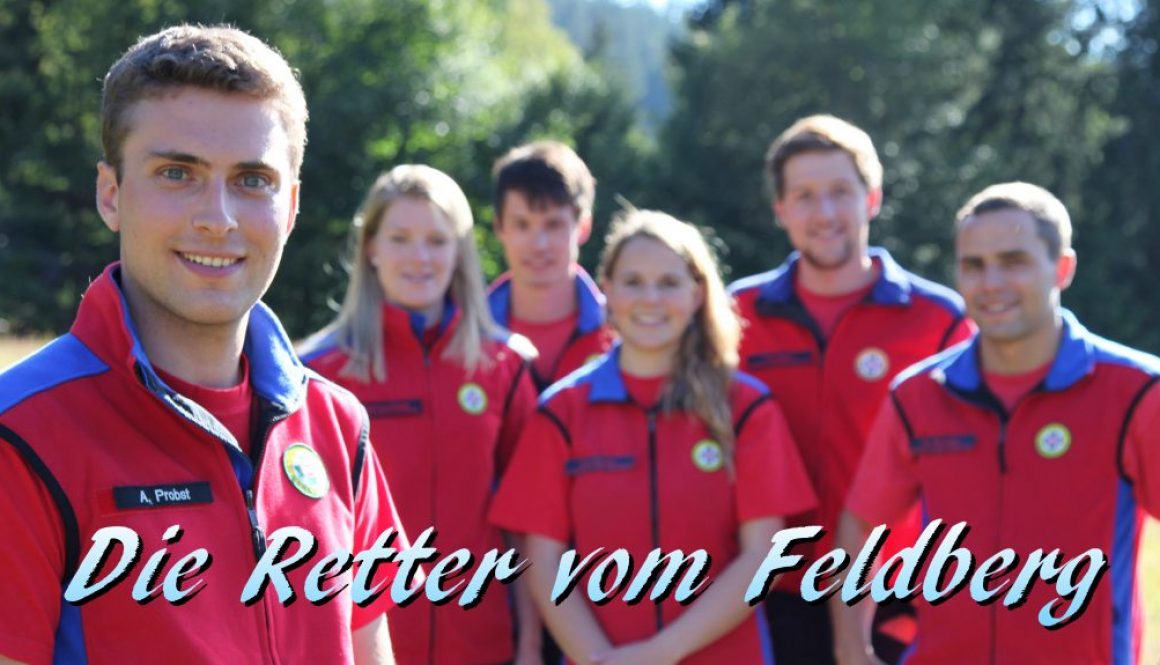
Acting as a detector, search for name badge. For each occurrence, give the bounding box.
[113,482,214,509]
[366,399,423,418]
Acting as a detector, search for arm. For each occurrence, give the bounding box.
[593,518,783,665]
[0,442,66,665]
[831,397,922,665]
[1124,379,1160,517]
[526,535,613,665]
[352,614,395,665]
[495,363,543,664]
[829,512,886,665]
[506,531,544,665]
[940,316,976,350]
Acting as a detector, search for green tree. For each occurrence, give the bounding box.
[657,0,1117,290]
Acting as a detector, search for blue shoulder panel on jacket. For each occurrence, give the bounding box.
[0,334,108,416]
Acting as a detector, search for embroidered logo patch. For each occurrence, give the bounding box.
[691,440,724,473]
[855,347,890,381]
[283,444,330,499]
[457,383,487,415]
[1035,423,1071,459]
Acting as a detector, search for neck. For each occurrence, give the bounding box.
[617,344,675,378]
[979,314,1063,375]
[510,274,577,323]
[797,254,875,296]
[137,316,246,389]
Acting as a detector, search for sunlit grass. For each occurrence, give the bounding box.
[0,335,51,369]
[1142,516,1159,663]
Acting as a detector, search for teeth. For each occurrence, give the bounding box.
[183,253,239,268]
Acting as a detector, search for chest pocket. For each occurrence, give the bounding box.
[366,399,423,418]
[746,350,815,370]
[909,434,977,455]
[565,455,636,476]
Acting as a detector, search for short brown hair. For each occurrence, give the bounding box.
[955,182,1073,261]
[492,140,595,223]
[764,114,882,200]
[101,24,308,178]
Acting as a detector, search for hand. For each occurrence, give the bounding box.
[591,639,680,665]
[512,644,544,665]
[834,643,888,665]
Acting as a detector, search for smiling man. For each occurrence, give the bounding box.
[487,141,616,391]
[833,182,1160,665]
[729,115,973,665]
[0,25,404,664]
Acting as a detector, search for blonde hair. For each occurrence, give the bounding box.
[301,164,504,382]
[598,209,742,473]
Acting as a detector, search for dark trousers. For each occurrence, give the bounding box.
[765,591,914,665]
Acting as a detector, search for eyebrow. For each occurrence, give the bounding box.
[148,151,278,172]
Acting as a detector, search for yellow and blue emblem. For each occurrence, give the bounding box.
[691,440,724,473]
[1035,423,1071,459]
[283,443,330,499]
[458,382,487,415]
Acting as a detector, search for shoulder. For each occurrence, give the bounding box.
[1088,332,1160,376]
[297,328,345,367]
[728,268,782,300]
[539,358,605,408]
[731,370,771,401]
[301,367,370,434]
[901,268,965,318]
[890,339,971,392]
[0,334,108,418]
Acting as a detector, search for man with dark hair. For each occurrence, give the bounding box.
[834,181,1160,664]
[730,115,973,665]
[0,25,404,664]
[488,140,615,391]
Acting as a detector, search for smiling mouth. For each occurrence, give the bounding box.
[978,302,1017,315]
[181,252,241,268]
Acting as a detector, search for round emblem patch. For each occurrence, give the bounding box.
[1035,423,1072,459]
[855,347,890,382]
[457,383,488,415]
[283,444,330,499]
[691,440,724,473]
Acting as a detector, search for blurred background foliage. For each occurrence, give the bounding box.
[2,0,1158,352]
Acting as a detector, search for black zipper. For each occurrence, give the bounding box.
[249,399,290,665]
[646,408,663,632]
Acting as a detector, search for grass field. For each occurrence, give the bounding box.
[0,336,1157,660]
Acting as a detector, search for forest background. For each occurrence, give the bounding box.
[1,0,1158,658]
[4,0,1160,348]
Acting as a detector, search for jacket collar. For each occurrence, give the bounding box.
[582,344,632,403]
[382,298,459,354]
[756,246,913,312]
[938,309,1094,394]
[487,266,606,334]
[71,263,308,418]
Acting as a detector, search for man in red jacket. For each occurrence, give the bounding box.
[730,115,972,665]
[0,25,405,665]
[834,182,1160,665]
[488,141,616,391]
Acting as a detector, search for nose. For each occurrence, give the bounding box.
[533,228,550,250]
[980,264,1005,289]
[817,193,838,219]
[641,283,662,303]
[192,177,237,236]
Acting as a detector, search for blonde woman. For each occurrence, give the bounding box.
[491,210,817,665]
[300,165,540,665]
